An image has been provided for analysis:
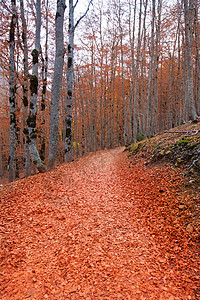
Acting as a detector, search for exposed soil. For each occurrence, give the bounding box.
[0,146,199,299]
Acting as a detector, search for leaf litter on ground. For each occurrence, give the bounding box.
[0,145,199,299]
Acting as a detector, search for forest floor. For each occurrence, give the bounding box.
[0,122,200,299]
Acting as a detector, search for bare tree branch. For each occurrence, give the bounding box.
[164,130,200,135]
[73,0,79,10]
[74,0,93,30]
[16,15,24,52]
[1,0,12,14]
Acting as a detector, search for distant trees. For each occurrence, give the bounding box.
[72,0,199,146]
[64,0,93,163]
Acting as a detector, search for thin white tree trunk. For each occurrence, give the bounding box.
[133,0,142,141]
[177,4,182,125]
[100,13,105,150]
[152,0,161,133]
[146,0,155,137]
[78,72,87,155]
[126,0,137,143]
[74,96,80,158]
[117,1,126,144]
[183,47,189,122]
[168,24,179,128]
[141,0,148,134]
[65,0,92,162]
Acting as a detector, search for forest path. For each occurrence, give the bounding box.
[0,148,199,299]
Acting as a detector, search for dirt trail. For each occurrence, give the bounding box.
[0,148,199,299]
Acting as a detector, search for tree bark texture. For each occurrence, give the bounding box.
[20,0,31,177]
[194,1,200,116]
[8,0,17,182]
[152,0,161,133]
[133,0,142,141]
[64,0,92,162]
[40,0,49,162]
[184,0,197,121]
[146,0,155,137]
[141,0,148,134]
[48,0,66,169]
[28,0,47,173]
[64,0,74,162]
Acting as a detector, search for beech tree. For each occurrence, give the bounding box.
[27,0,46,173]
[194,0,200,115]
[146,0,155,137]
[133,0,143,140]
[141,0,148,134]
[20,0,31,177]
[48,0,66,169]
[183,0,197,121]
[8,0,17,182]
[40,0,49,163]
[64,0,92,162]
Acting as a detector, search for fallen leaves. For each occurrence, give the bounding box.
[0,147,199,299]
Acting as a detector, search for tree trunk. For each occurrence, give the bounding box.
[182,32,189,122]
[8,0,17,182]
[177,4,182,125]
[184,0,197,120]
[74,95,80,158]
[133,0,142,141]
[0,135,2,184]
[126,0,137,143]
[64,0,92,161]
[141,0,148,134]
[194,0,200,115]
[89,42,95,153]
[118,2,126,144]
[64,0,74,162]
[20,0,31,178]
[77,71,87,156]
[168,25,179,129]
[40,0,49,162]
[152,0,161,133]
[48,0,66,169]
[28,0,47,173]
[99,5,105,150]
[146,0,155,137]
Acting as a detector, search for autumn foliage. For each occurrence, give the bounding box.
[0,147,199,299]
[0,0,200,182]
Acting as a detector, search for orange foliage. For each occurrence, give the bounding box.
[0,148,199,299]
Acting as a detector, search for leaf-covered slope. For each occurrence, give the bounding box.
[127,120,200,246]
[127,120,200,168]
[127,120,200,186]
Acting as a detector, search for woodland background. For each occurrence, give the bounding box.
[0,0,199,183]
